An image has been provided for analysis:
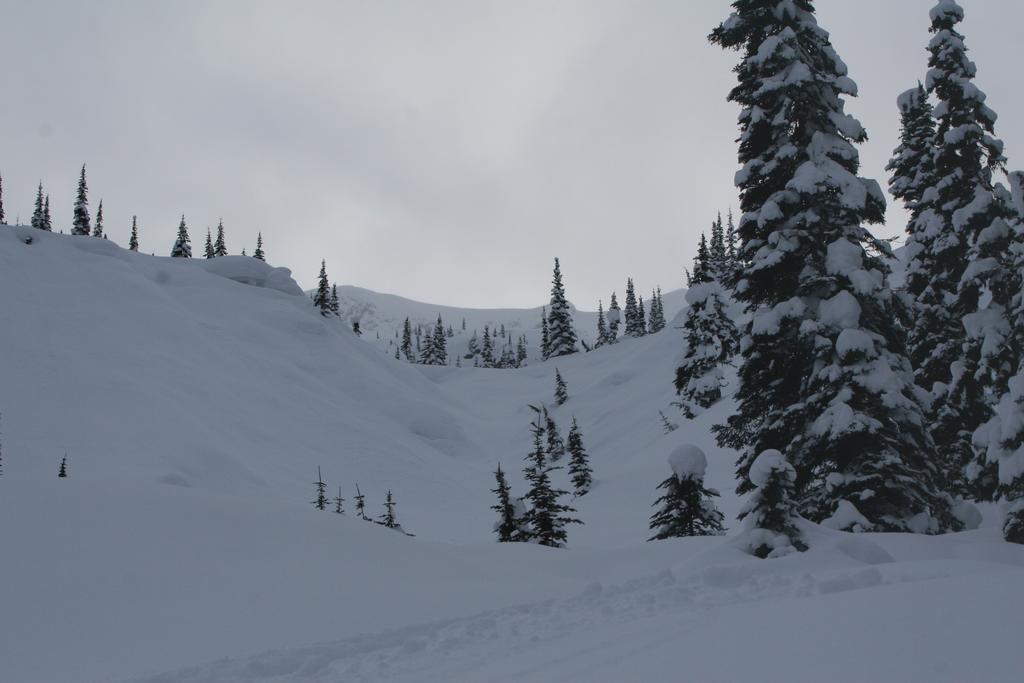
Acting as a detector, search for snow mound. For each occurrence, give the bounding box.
[199,255,304,296]
[748,449,794,488]
[667,444,707,480]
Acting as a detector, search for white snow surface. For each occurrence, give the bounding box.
[1,227,1023,683]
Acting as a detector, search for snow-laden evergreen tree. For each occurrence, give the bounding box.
[540,307,550,360]
[213,219,227,257]
[623,278,643,337]
[204,228,215,259]
[739,450,805,558]
[312,467,327,510]
[354,483,368,520]
[970,171,1024,538]
[708,212,728,280]
[725,208,738,273]
[886,83,934,220]
[0,173,5,224]
[333,487,345,514]
[636,294,647,336]
[42,195,51,232]
[401,317,413,362]
[129,216,139,252]
[72,165,90,236]
[566,417,592,496]
[710,0,955,540]
[31,183,44,229]
[481,326,495,368]
[537,406,566,463]
[491,463,527,542]
[675,235,738,417]
[254,232,265,261]
[648,287,666,334]
[379,490,398,529]
[420,315,448,366]
[914,1,1017,501]
[521,416,579,547]
[516,335,528,366]
[58,455,68,478]
[313,260,331,315]
[547,258,578,357]
[595,301,610,347]
[648,445,724,540]
[554,368,568,406]
[170,215,192,258]
[607,292,621,341]
[92,200,104,237]
[329,284,340,317]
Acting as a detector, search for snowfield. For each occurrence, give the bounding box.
[1,227,1022,682]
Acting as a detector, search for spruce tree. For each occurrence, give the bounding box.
[710,0,954,541]
[623,278,642,337]
[354,483,368,520]
[491,463,524,542]
[31,183,44,229]
[329,284,340,317]
[554,368,568,406]
[709,212,727,280]
[333,487,345,514]
[546,258,578,357]
[648,288,666,334]
[129,216,139,252]
[540,308,550,360]
[607,292,621,341]
[521,416,579,547]
[595,300,610,347]
[725,208,738,273]
[72,165,91,236]
[0,172,5,224]
[213,219,227,256]
[92,200,104,237]
[58,455,68,478]
[254,232,265,261]
[312,467,328,510]
[433,316,448,365]
[313,260,331,315]
[170,215,192,258]
[918,1,1017,501]
[675,234,738,417]
[739,450,805,558]
[516,335,528,366]
[481,326,495,368]
[204,228,215,259]
[379,490,397,528]
[542,408,566,463]
[42,195,52,232]
[636,294,647,336]
[648,446,724,540]
[401,318,414,361]
[566,418,592,496]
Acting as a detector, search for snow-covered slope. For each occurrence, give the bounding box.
[1,226,1022,683]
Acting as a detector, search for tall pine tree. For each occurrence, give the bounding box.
[204,228,215,259]
[675,234,738,417]
[710,0,955,549]
[566,417,592,496]
[129,216,139,252]
[31,182,44,230]
[170,215,192,258]
[521,415,579,547]
[92,200,104,237]
[313,260,331,315]
[72,164,90,236]
[254,232,265,261]
[214,219,227,256]
[546,258,578,357]
[607,292,621,341]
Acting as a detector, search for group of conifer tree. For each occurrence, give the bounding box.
[7,164,270,262]
[703,0,1024,556]
[674,213,741,417]
[490,377,592,547]
[311,466,412,535]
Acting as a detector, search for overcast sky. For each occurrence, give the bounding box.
[4,0,1023,308]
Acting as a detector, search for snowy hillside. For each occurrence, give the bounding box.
[333,283,688,362]
[1,226,1023,683]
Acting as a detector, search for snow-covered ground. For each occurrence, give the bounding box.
[1,226,1022,682]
